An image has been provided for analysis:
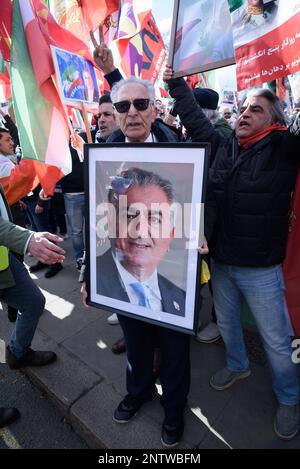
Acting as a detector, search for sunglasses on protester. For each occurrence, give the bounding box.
[113,99,153,114]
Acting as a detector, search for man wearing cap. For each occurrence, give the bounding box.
[192,88,232,139]
[164,65,300,441]
[186,88,231,344]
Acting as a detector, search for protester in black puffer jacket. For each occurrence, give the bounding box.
[164,67,300,442]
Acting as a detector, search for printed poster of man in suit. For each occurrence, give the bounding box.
[94,163,198,326]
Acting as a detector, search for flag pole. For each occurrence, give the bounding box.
[81,102,93,143]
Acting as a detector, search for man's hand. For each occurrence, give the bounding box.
[80,282,89,308]
[39,189,52,201]
[198,238,209,255]
[70,132,85,162]
[90,25,116,75]
[28,232,66,265]
[163,64,174,83]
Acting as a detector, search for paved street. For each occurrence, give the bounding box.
[0,237,299,449]
[0,365,87,449]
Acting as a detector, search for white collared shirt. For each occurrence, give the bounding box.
[125,132,157,143]
[0,153,15,178]
[112,250,163,312]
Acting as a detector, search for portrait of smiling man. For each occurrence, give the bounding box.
[96,167,185,318]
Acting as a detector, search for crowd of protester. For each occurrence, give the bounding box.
[0,36,299,447]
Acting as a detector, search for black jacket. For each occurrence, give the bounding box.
[60,129,97,194]
[168,78,300,267]
[106,119,179,144]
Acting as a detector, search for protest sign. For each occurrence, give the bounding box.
[169,0,235,78]
[51,46,99,107]
[228,0,300,90]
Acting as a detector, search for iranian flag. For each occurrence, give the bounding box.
[228,0,300,90]
[10,0,72,197]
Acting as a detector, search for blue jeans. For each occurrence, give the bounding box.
[63,193,85,261]
[25,199,55,233]
[211,261,299,406]
[0,255,45,358]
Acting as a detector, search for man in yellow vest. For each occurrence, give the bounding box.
[0,186,65,428]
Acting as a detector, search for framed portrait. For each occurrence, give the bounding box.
[169,0,235,78]
[85,143,210,335]
[51,45,99,108]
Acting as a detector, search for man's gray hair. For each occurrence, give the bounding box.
[108,167,174,206]
[110,76,155,103]
[202,108,221,125]
[241,88,288,125]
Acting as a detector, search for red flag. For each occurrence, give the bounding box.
[11,0,73,197]
[159,87,170,98]
[139,12,166,83]
[115,6,166,83]
[0,54,11,101]
[51,0,86,42]
[276,78,286,101]
[1,160,39,206]
[283,171,300,336]
[186,74,199,90]
[0,0,13,61]
[79,0,119,32]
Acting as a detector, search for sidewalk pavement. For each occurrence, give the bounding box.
[1,238,299,449]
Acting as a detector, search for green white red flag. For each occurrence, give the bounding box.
[10,0,72,197]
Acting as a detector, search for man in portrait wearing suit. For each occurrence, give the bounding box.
[96,167,185,317]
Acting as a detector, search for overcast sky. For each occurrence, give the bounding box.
[152,0,174,22]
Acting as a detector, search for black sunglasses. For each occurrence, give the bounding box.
[113,98,152,113]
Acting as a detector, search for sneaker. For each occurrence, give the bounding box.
[45,263,63,278]
[161,418,184,448]
[210,367,251,391]
[107,313,119,325]
[113,390,157,424]
[196,322,221,344]
[274,404,299,440]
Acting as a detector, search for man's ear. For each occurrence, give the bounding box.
[151,104,157,123]
[115,111,121,125]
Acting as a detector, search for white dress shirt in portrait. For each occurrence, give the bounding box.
[113,250,163,312]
